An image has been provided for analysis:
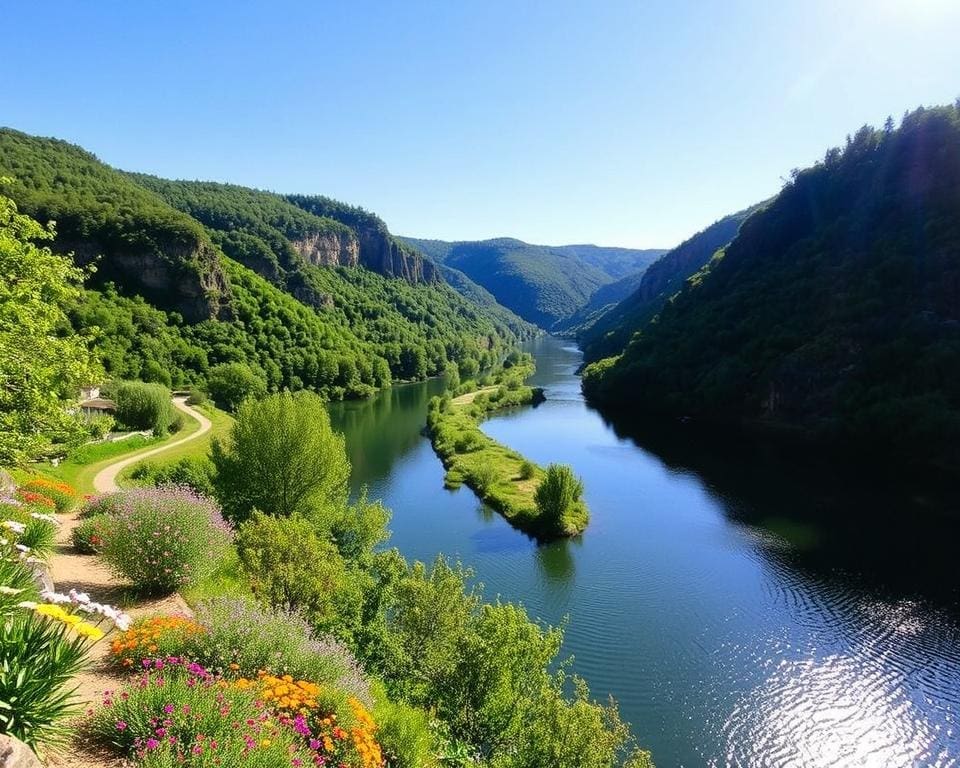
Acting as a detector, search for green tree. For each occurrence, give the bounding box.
[211,391,350,522]
[534,464,587,535]
[206,362,267,412]
[0,189,99,465]
[112,380,174,435]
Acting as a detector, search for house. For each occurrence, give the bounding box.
[78,386,116,419]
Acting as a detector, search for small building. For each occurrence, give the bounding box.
[78,386,116,419]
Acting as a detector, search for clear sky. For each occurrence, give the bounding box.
[2,1,958,249]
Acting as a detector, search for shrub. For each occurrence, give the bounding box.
[113,381,174,435]
[534,464,587,535]
[185,387,207,406]
[20,478,78,513]
[519,460,536,480]
[235,513,362,635]
[96,487,232,595]
[206,362,267,412]
[87,413,115,439]
[108,615,207,669]
[130,457,216,497]
[468,463,498,494]
[372,689,437,768]
[15,489,55,510]
[212,392,350,522]
[89,659,315,767]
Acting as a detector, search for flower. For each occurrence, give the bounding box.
[2,520,25,535]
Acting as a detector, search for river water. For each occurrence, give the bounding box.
[328,335,960,767]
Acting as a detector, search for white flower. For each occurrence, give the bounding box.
[68,589,92,605]
[23,556,44,565]
[0,586,23,595]
[29,512,60,526]
[2,521,25,535]
[16,601,37,610]
[15,544,30,553]
[40,590,73,605]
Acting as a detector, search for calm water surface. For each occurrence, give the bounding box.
[328,336,960,767]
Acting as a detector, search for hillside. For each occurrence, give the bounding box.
[583,104,960,470]
[578,206,758,360]
[0,128,532,398]
[401,236,664,329]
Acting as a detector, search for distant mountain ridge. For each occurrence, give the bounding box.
[400,236,666,329]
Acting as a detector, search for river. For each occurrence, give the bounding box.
[327,335,960,767]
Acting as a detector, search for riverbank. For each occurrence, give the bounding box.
[425,357,589,539]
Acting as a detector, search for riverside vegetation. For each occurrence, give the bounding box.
[0,192,650,765]
[426,353,589,539]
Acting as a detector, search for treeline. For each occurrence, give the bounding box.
[583,103,960,471]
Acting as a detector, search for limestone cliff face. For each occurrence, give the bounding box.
[352,225,439,283]
[63,237,230,323]
[290,231,360,268]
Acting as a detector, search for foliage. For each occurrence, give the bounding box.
[582,104,960,472]
[130,456,216,498]
[71,513,112,554]
[534,464,588,537]
[212,392,350,523]
[0,189,100,465]
[519,460,536,480]
[112,380,175,435]
[185,387,207,406]
[95,487,233,595]
[235,513,362,637]
[205,362,266,411]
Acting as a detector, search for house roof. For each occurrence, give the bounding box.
[79,397,116,410]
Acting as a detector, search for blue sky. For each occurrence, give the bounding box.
[3,1,958,248]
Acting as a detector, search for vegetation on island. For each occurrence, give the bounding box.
[583,103,960,473]
[426,354,589,539]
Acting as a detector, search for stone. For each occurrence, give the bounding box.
[0,734,43,768]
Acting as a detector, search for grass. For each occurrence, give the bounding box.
[427,364,588,540]
[181,546,251,605]
[116,403,232,488]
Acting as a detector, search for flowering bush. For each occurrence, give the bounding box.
[16,489,56,509]
[110,615,207,669]
[94,487,233,595]
[19,478,78,513]
[71,513,113,554]
[92,658,385,767]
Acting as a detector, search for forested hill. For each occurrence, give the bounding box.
[401,236,666,329]
[578,205,759,361]
[583,104,960,471]
[0,127,536,399]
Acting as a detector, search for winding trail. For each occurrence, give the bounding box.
[92,398,212,493]
[46,399,209,767]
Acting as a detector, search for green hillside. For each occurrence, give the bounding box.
[402,236,663,329]
[579,207,758,361]
[583,104,960,471]
[0,128,531,399]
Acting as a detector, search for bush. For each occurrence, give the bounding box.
[185,387,207,406]
[108,615,207,669]
[534,464,587,535]
[206,362,267,412]
[212,392,350,522]
[89,659,314,767]
[372,688,437,768]
[19,478,78,513]
[235,513,362,636]
[130,456,216,497]
[113,381,174,435]
[86,413,115,439]
[468,463,498,494]
[96,487,233,595]
[71,514,112,554]
[519,460,536,480]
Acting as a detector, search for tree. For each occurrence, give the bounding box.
[211,391,350,522]
[206,362,267,412]
[112,380,173,435]
[0,189,99,465]
[534,464,587,535]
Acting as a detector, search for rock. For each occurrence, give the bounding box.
[0,734,42,768]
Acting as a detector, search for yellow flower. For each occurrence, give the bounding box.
[73,622,105,640]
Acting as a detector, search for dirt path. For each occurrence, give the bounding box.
[92,398,212,493]
[45,399,208,766]
[451,386,498,406]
